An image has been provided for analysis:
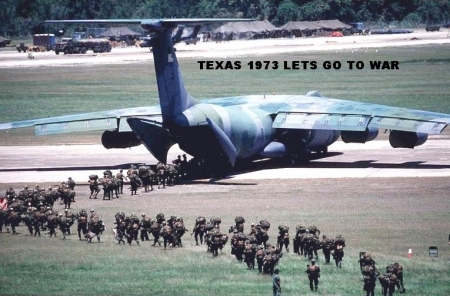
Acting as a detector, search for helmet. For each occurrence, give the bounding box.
[64,209,68,212]
[311,259,316,263]
[91,209,95,212]
[141,213,145,217]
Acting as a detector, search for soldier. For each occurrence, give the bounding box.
[127,215,140,245]
[87,209,104,243]
[63,208,75,235]
[67,177,76,191]
[255,245,265,273]
[210,217,222,230]
[321,235,333,264]
[23,205,34,235]
[47,212,59,238]
[32,208,46,236]
[277,224,290,253]
[293,224,306,255]
[77,209,88,240]
[114,216,127,245]
[362,265,380,296]
[116,169,126,194]
[244,242,257,269]
[306,258,321,292]
[129,173,141,195]
[272,268,281,296]
[332,235,346,268]
[191,216,207,245]
[378,272,398,296]
[209,229,224,257]
[58,213,70,239]
[359,253,376,271]
[390,263,405,293]
[88,175,100,199]
[140,213,151,241]
[5,186,16,202]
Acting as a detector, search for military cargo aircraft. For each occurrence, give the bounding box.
[1,18,450,172]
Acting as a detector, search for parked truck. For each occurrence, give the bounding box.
[55,37,112,55]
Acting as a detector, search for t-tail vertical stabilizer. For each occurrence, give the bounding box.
[147,21,197,129]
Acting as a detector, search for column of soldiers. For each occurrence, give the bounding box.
[112,212,187,248]
[217,217,283,275]
[378,262,405,295]
[1,202,411,295]
[0,182,76,235]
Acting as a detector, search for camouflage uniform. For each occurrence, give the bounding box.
[272,268,281,296]
[321,235,334,264]
[140,214,151,241]
[77,209,88,240]
[378,272,398,296]
[362,265,380,296]
[306,259,321,292]
[5,187,16,203]
[192,216,206,245]
[116,170,125,194]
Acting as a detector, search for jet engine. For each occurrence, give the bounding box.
[388,130,428,148]
[341,127,379,143]
[101,130,142,149]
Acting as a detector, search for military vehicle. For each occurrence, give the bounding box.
[55,37,111,55]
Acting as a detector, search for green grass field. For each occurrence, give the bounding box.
[1,44,450,295]
[0,178,449,295]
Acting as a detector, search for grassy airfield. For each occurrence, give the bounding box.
[0,44,450,295]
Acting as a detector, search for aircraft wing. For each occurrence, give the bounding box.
[0,106,161,135]
[271,94,450,134]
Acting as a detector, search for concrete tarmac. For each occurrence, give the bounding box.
[1,136,450,183]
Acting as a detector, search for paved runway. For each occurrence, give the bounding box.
[1,136,450,183]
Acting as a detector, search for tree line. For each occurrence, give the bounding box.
[1,0,449,37]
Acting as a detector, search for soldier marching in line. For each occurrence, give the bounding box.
[243,238,257,269]
[140,213,151,241]
[67,177,76,202]
[321,234,334,264]
[191,216,207,245]
[362,264,380,296]
[386,262,405,293]
[77,209,88,240]
[5,186,16,203]
[46,211,59,238]
[359,252,376,271]
[116,169,126,194]
[378,271,399,296]
[88,175,101,199]
[277,224,290,253]
[272,268,281,296]
[306,258,321,292]
[126,213,140,245]
[332,235,346,268]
